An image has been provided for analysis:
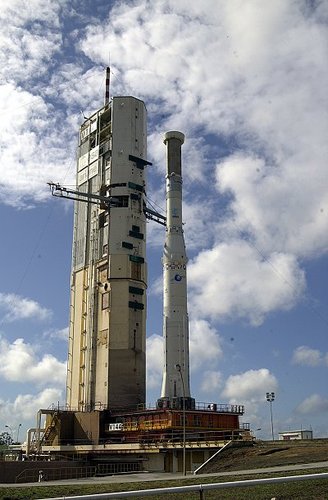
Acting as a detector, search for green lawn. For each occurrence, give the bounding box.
[0,472,327,499]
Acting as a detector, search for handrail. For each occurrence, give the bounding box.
[43,402,245,414]
[193,440,232,474]
[15,465,97,483]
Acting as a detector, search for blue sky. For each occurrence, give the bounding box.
[0,0,327,443]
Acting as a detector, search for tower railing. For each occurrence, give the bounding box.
[48,401,244,415]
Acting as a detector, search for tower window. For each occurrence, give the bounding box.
[122,241,134,249]
[113,196,129,207]
[129,230,143,240]
[128,300,144,310]
[102,292,110,309]
[129,286,144,295]
[131,262,141,280]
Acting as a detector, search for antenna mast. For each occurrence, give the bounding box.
[105,66,110,105]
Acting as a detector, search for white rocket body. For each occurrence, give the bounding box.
[158,131,194,409]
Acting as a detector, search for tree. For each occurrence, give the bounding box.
[0,431,13,446]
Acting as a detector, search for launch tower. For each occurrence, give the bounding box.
[66,94,149,411]
[37,77,248,473]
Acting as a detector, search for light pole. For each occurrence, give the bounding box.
[175,363,186,475]
[266,392,275,441]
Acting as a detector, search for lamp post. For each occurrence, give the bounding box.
[266,392,275,441]
[175,364,186,475]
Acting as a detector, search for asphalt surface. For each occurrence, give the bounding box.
[1,460,328,488]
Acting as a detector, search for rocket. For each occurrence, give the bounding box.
[158,131,195,410]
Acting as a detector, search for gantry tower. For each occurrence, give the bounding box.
[66,92,149,411]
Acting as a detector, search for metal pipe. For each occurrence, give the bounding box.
[176,363,186,475]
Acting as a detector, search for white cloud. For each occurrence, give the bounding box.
[0,0,326,364]
[79,0,328,325]
[146,334,163,391]
[188,242,305,325]
[296,394,328,415]
[0,337,66,386]
[215,153,328,260]
[0,293,51,322]
[44,326,69,341]
[13,388,63,420]
[0,0,63,84]
[292,345,328,367]
[0,387,63,425]
[146,319,223,395]
[189,319,223,370]
[0,83,76,207]
[222,368,278,404]
[0,2,102,208]
[48,64,105,114]
[183,198,215,251]
[200,370,223,394]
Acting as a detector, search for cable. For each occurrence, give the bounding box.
[144,193,165,218]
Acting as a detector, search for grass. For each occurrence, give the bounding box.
[0,470,328,500]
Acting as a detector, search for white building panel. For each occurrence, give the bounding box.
[90,145,99,163]
[88,160,99,180]
[80,125,90,142]
[78,167,88,185]
[78,152,89,171]
[90,118,97,132]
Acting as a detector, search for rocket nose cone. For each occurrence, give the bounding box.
[163,131,185,145]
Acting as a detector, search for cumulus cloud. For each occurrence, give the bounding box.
[13,388,63,419]
[0,337,66,386]
[0,293,51,322]
[200,370,223,394]
[215,153,328,260]
[146,333,163,391]
[0,387,63,424]
[0,0,325,327]
[44,326,69,341]
[0,82,78,207]
[292,346,328,367]
[0,0,63,82]
[296,394,328,415]
[183,198,215,251]
[222,368,278,404]
[78,0,328,326]
[146,319,223,394]
[189,319,223,370]
[0,1,101,207]
[188,242,305,325]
